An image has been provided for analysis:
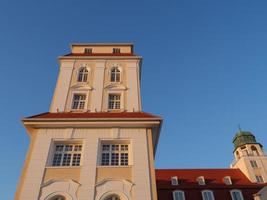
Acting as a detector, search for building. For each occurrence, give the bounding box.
[15,43,267,200]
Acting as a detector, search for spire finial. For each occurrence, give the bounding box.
[238,124,242,132]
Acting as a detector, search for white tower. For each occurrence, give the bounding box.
[231,131,267,183]
[15,43,162,200]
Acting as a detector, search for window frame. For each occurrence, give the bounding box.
[108,93,121,110]
[50,142,83,167]
[223,176,232,185]
[112,48,121,53]
[99,140,131,166]
[71,93,87,110]
[197,176,206,185]
[201,190,215,200]
[230,189,244,200]
[110,67,121,83]
[172,190,185,200]
[77,67,89,83]
[171,176,179,185]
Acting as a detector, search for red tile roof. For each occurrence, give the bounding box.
[63,53,136,57]
[26,112,162,120]
[156,169,266,200]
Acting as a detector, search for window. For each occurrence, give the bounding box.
[52,143,82,167]
[50,196,65,200]
[101,143,129,166]
[223,176,232,185]
[251,146,259,156]
[173,190,185,200]
[171,176,179,185]
[108,94,121,110]
[110,67,121,82]
[113,48,121,53]
[255,175,264,183]
[202,190,214,200]
[105,195,120,200]
[77,67,89,82]
[230,190,244,200]
[250,160,258,168]
[84,48,92,54]
[72,94,86,109]
[197,176,205,185]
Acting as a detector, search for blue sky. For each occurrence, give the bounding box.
[1,0,267,199]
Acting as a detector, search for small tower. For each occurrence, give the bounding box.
[231,130,267,183]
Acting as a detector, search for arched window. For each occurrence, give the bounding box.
[105,195,120,200]
[50,195,65,200]
[78,67,88,82]
[236,151,240,159]
[230,189,244,200]
[202,190,214,200]
[251,146,259,156]
[110,67,121,82]
[173,190,185,200]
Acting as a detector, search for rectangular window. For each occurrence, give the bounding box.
[84,48,92,54]
[72,94,86,110]
[101,143,129,166]
[231,190,244,200]
[51,143,82,167]
[250,160,258,168]
[223,176,232,185]
[173,191,185,200]
[171,176,179,185]
[202,191,214,200]
[113,48,120,53]
[255,175,264,183]
[108,94,121,110]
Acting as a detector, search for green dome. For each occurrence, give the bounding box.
[233,131,258,149]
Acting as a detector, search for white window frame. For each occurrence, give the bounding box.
[223,176,232,185]
[77,67,89,82]
[99,140,131,166]
[230,189,244,200]
[50,142,83,167]
[197,176,206,185]
[201,190,215,200]
[71,93,87,110]
[110,67,121,83]
[108,93,121,110]
[172,190,185,200]
[171,176,179,185]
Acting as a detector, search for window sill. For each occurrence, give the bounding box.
[46,166,82,169]
[97,165,132,168]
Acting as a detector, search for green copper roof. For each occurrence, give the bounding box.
[233,131,259,149]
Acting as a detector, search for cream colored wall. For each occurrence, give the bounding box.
[43,168,81,183]
[72,45,132,54]
[50,60,74,112]
[50,58,141,113]
[96,167,132,182]
[16,127,156,200]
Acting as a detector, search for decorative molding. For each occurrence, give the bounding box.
[39,179,80,200]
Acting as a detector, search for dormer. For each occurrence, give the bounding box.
[171,176,178,185]
[197,176,205,185]
[223,176,232,185]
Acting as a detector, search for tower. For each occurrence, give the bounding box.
[15,43,162,200]
[231,130,267,183]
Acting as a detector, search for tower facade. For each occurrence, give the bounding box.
[231,131,267,183]
[15,44,162,200]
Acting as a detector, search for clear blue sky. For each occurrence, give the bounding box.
[1,0,267,199]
